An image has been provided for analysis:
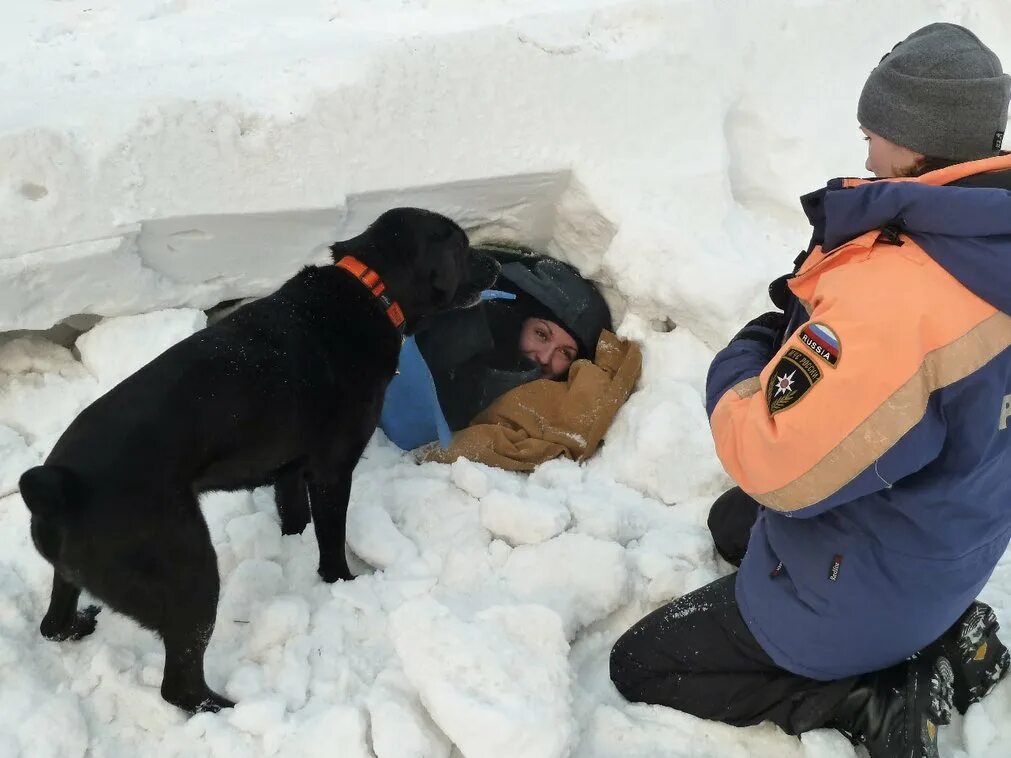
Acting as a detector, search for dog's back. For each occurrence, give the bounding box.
[34,266,398,498]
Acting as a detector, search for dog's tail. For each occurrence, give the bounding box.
[19,465,79,523]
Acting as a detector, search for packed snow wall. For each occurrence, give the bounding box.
[9,0,1007,345]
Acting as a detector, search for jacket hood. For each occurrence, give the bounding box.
[813,155,1011,314]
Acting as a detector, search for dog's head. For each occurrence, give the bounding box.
[330,208,500,334]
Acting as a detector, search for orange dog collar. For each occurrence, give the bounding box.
[335,256,406,332]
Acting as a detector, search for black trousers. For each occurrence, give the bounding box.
[610,488,857,735]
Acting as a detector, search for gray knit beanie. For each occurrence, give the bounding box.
[858,23,1011,162]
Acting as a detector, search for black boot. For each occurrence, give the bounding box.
[927,601,1010,714]
[832,654,954,758]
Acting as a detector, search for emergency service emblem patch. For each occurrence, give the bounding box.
[799,323,841,367]
[766,348,822,415]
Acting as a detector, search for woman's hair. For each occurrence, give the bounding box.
[896,155,960,177]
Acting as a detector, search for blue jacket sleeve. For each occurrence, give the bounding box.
[705,335,777,418]
[379,336,453,451]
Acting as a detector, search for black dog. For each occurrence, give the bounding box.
[18,208,499,714]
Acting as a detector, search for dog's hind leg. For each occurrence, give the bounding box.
[87,500,233,714]
[161,616,233,714]
[275,460,310,536]
[39,572,101,642]
[156,509,234,714]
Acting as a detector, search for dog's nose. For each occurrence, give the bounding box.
[468,249,502,290]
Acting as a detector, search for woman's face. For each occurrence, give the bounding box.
[861,126,924,178]
[519,318,578,378]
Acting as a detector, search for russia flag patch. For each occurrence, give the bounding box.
[800,323,841,367]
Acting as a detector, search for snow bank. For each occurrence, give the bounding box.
[13,1,1009,342]
[3,1,1011,757]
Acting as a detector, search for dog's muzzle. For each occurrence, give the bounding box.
[453,249,502,309]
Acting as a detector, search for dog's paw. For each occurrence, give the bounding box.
[40,605,102,641]
[70,605,102,640]
[164,686,235,715]
[317,565,353,583]
[40,619,65,641]
[279,517,310,536]
[196,692,235,714]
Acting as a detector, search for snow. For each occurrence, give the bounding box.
[2,1,1011,757]
[76,308,208,389]
[479,490,572,546]
[390,600,573,758]
[591,318,727,504]
[501,534,630,640]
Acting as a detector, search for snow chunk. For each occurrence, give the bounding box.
[367,669,452,758]
[0,370,97,449]
[963,699,1000,757]
[450,458,491,499]
[15,693,89,758]
[219,559,285,623]
[245,595,311,658]
[278,705,371,758]
[229,696,286,736]
[390,598,573,758]
[527,459,586,491]
[480,490,571,546]
[346,500,420,571]
[75,308,207,389]
[0,337,82,377]
[566,478,656,545]
[799,728,859,756]
[626,525,716,603]
[226,512,284,562]
[501,533,629,639]
[225,664,266,703]
[593,378,726,505]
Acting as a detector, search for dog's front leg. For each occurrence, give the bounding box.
[307,465,356,583]
[275,461,310,536]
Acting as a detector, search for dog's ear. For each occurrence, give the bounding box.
[425,223,469,306]
[427,243,461,307]
[329,232,369,263]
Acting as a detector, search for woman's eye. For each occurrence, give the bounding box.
[536,329,548,340]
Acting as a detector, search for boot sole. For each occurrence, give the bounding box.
[920,656,954,758]
[950,603,1010,712]
[954,602,998,659]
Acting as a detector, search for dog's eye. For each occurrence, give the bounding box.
[432,224,459,244]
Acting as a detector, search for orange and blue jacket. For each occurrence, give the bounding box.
[705,154,1011,680]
